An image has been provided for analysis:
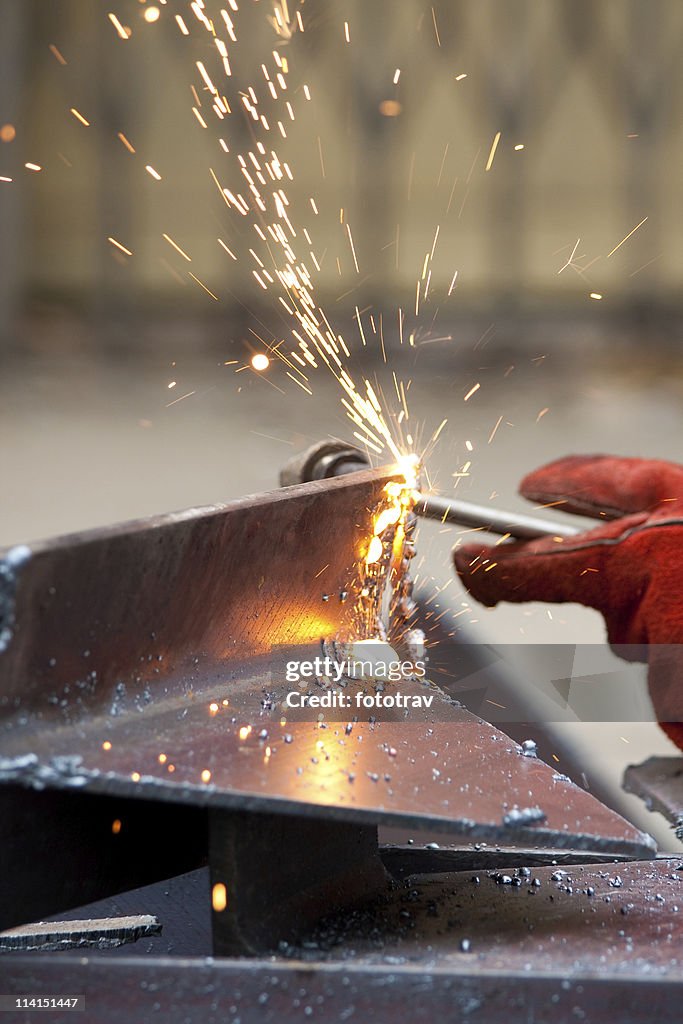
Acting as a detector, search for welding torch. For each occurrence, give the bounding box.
[280,441,581,540]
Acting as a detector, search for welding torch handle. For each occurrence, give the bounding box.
[416,494,581,540]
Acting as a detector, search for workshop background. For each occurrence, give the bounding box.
[1,0,682,847]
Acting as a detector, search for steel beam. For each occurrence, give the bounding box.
[0,469,657,948]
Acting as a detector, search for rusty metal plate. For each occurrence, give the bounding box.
[0,470,655,858]
[4,855,683,1024]
[0,665,655,858]
[0,915,161,952]
[3,861,683,1021]
[292,857,683,973]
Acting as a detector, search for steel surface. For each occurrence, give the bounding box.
[0,470,656,859]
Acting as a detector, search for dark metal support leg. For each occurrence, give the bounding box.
[209,809,391,956]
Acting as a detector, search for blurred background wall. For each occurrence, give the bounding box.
[1,0,683,355]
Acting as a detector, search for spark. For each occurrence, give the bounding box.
[166,390,196,407]
[144,6,160,23]
[436,143,449,187]
[344,20,350,42]
[431,6,441,46]
[108,13,130,40]
[0,124,16,143]
[218,238,237,260]
[212,883,228,912]
[346,224,360,273]
[102,740,112,751]
[446,177,458,213]
[514,143,525,151]
[145,164,161,180]
[189,272,219,300]
[161,0,412,472]
[557,237,581,275]
[464,382,481,402]
[429,224,440,262]
[25,163,41,172]
[158,753,167,763]
[589,292,603,300]
[201,769,212,782]
[162,233,191,261]
[629,254,661,277]
[455,73,467,81]
[447,269,458,295]
[432,418,448,444]
[112,819,122,834]
[118,132,135,153]
[196,61,218,96]
[251,353,270,371]
[108,236,132,256]
[70,108,90,127]
[485,132,501,172]
[175,14,190,34]
[287,372,313,395]
[393,68,401,84]
[49,43,68,65]
[407,151,416,200]
[354,306,367,347]
[606,216,648,258]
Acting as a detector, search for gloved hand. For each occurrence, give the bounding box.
[453,455,683,750]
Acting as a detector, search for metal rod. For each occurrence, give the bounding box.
[416,494,581,540]
[279,444,583,541]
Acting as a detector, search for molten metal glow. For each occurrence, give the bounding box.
[365,535,384,565]
[212,883,228,912]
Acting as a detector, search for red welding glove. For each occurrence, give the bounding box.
[453,455,683,750]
